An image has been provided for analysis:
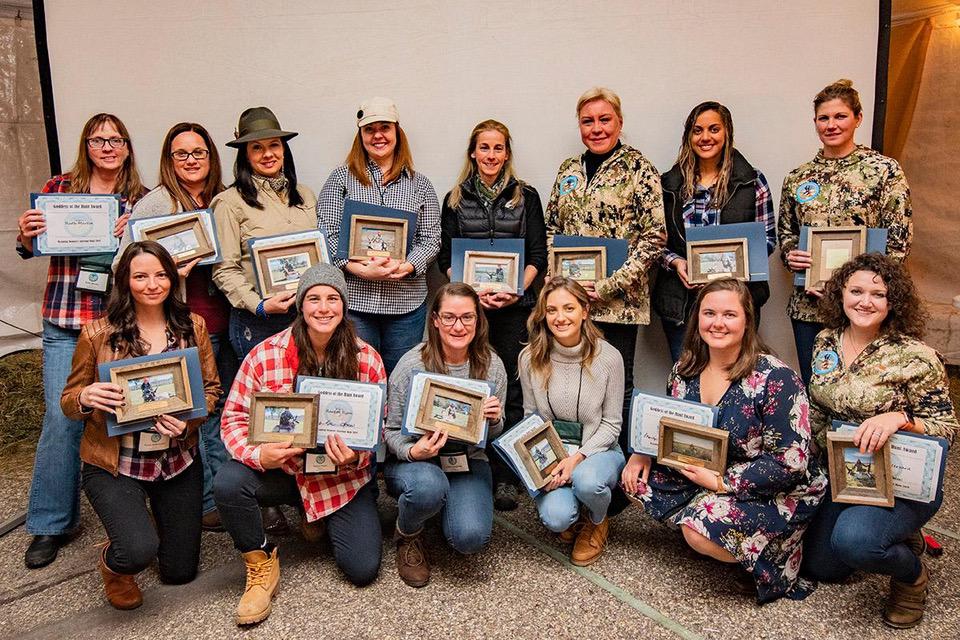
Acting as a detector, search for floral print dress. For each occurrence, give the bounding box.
[638,355,828,603]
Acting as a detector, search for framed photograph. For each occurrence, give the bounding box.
[628,390,718,456]
[247,392,318,448]
[657,418,729,475]
[513,420,568,490]
[464,250,519,293]
[140,212,216,264]
[31,193,120,256]
[414,379,487,445]
[249,230,331,297]
[295,376,386,450]
[348,214,408,261]
[130,209,222,266]
[551,235,628,278]
[686,238,749,284]
[826,431,895,507]
[804,226,867,290]
[401,372,493,446]
[686,221,769,281]
[550,246,606,282]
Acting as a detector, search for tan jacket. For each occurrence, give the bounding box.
[210,183,318,313]
[60,314,221,475]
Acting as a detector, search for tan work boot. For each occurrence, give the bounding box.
[395,526,430,588]
[98,544,142,610]
[571,517,609,566]
[236,546,280,625]
[883,562,929,629]
[558,514,587,545]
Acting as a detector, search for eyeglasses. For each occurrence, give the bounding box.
[436,312,477,327]
[171,149,210,161]
[86,137,127,149]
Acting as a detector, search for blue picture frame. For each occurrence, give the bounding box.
[450,238,525,296]
[295,376,386,450]
[794,226,888,287]
[401,371,495,448]
[627,390,718,455]
[551,235,628,277]
[336,199,417,262]
[129,208,222,266]
[32,193,121,256]
[686,221,769,282]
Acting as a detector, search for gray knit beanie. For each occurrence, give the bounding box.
[296,263,349,311]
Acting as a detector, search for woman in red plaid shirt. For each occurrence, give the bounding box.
[215,263,386,626]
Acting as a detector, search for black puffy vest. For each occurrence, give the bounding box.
[451,178,527,239]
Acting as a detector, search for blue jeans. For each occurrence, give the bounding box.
[198,332,235,515]
[661,319,687,364]
[350,302,426,375]
[791,319,824,386]
[536,449,625,531]
[383,458,493,555]
[27,321,84,535]
[229,307,297,361]
[801,490,942,584]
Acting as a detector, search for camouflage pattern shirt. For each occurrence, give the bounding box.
[808,328,956,452]
[777,145,912,322]
[545,144,665,325]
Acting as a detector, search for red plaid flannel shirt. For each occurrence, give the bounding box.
[221,328,386,521]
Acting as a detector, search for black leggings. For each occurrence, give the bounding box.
[81,459,202,583]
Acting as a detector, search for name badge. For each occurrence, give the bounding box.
[138,430,171,452]
[304,452,337,474]
[440,453,470,473]
[76,268,110,293]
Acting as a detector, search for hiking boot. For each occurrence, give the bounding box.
[494,482,519,512]
[904,529,926,558]
[395,527,430,588]
[301,516,326,543]
[558,514,588,545]
[883,562,929,629]
[261,506,289,535]
[236,545,280,625]
[201,509,225,532]
[571,517,609,566]
[98,544,142,610]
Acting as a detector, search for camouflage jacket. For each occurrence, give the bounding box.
[808,328,956,451]
[544,144,665,325]
[777,145,912,322]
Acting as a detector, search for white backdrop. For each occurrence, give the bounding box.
[40,0,880,387]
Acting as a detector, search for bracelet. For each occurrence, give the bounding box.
[256,300,267,318]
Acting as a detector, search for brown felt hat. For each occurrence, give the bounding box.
[226,107,298,148]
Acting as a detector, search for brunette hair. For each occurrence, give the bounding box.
[107,241,194,356]
[576,87,623,121]
[675,101,735,208]
[68,113,145,205]
[232,138,304,209]
[814,79,863,117]
[521,277,605,388]
[158,122,225,210]
[676,278,771,381]
[818,253,927,339]
[447,119,524,210]
[291,290,360,382]
[420,283,491,380]
[345,122,415,187]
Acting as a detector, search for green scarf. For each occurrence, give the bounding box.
[474,173,505,208]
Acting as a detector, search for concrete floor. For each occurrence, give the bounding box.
[0,446,957,640]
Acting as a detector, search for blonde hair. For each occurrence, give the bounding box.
[814,79,862,117]
[68,113,145,204]
[447,119,524,210]
[576,87,623,121]
[345,122,415,187]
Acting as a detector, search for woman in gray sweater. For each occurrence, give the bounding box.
[519,277,625,567]
[383,283,506,588]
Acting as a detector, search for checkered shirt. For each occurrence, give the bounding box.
[221,328,387,521]
[317,162,440,314]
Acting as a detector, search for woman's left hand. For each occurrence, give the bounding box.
[113,212,131,238]
[153,413,187,438]
[178,256,203,279]
[581,281,602,302]
[386,261,415,280]
[854,412,906,453]
[545,452,584,491]
[678,464,723,491]
[482,396,502,423]
[324,434,359,466]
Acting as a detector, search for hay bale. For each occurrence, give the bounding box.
[0,349,44,450]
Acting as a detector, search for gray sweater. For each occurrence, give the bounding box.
[384,344,507,462]
[518,338,624,458]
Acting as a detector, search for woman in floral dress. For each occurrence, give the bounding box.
[621,278,826,603]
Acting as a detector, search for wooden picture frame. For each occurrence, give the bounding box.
[414,379,487,445]
[686,238,750,284]
[657,417,729,475]
[826,431,895,507]
[140,212,216,264]
[513,420,568,490]
[252,238,324,297]
[804,226,867,291]
[247,391,319,448]
[109,355,194,424]
[550,246,606,282]
[348,214,409,261]
[463,250,520,294]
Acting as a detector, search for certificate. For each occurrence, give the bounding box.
[32,193,120,256]
[295,376,386,450]
[400,371,494,447]
[130,209,222,266]
[628,390,718,455]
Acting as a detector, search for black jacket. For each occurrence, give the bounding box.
[653,149,770,325]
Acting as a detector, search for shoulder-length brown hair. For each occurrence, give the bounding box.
[291,292,360,382]
[676,278,771,381]
[345,122,415,187]
[420,283,491,380]
[521,277,605,389]
[675,101,735,208]
[158,122,225,211]
[447,119,524,210]
[818,253,926,339]
[68,113,145,205]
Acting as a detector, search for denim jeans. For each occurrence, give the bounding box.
[26,321,84,536]
[229,307,297,361]
[595,322,636,452]
[535,449,625,530]
[791,319,824,386]
[485,303,530,487]
[801,490,941,584]
[661,319,687,365]
[349,302,426,376]
[198,332,235,515]
[384,458,493,555]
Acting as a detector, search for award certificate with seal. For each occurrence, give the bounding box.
[31,193,120,256]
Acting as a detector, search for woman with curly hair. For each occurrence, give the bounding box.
[802,253,957,628]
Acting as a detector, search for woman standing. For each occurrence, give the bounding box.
[438,119,548,510]
[60,241,220,609]
[519,277,626,567]
[778,79,912,384]
[16,113,146,569]
[654,101,775,363]
[318,97,441,374]
[803,254,956,628]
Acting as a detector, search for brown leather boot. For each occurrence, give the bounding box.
[883,562,929,629]
[300,516,326,543]
[571,517,609,566]
[98,544,142,610]
[904,529,926,558]
[558,514,587,545]
[395,526,430,588]
[236,546,280,625]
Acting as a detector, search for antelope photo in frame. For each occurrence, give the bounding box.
[464,250,520,294]
[247,392,318,448]
[550,246,606,282]
[141,213,216,264]
[804,226,867,291]
[348,214,408,261]
[513,420,568,490]
[414,379,487,445]
[826,431,895,507]
[657,418,729,475]
[109,355,194,424]
[686,238,750,284]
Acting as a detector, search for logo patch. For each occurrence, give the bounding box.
[795,180,820,203]
[559,175,579,195]
[812,349,840,376]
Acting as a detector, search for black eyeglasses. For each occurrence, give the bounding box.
[171,149,210,161]
[86,137,127,149]
[436,312,477,327]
